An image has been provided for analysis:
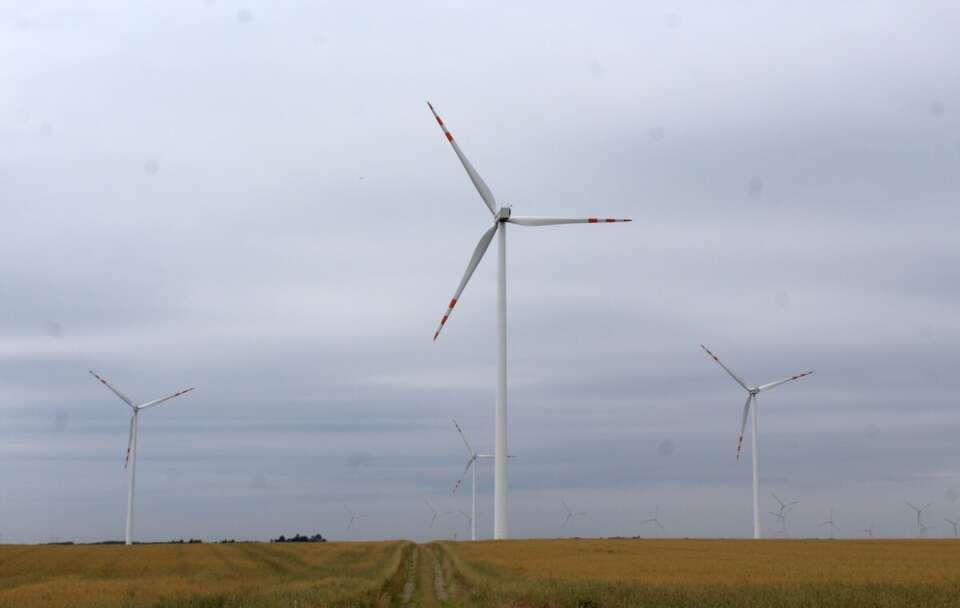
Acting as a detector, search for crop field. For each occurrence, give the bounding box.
[438,538,960,607]
[4,539,960,607]
[0,541,406,608]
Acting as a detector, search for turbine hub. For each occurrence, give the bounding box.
[496,206,512,221]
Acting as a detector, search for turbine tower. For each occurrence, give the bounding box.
[451,420,493,541]
[700,345,813,539]
[428,102,631,539]
[819,508,838,539]
[89,371,194,545]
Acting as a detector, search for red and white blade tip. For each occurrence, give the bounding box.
[433,298,458,341]
[587,218,631,223]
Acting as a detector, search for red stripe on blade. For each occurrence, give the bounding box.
[588,218,598,223]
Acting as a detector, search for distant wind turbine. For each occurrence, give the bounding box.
[425,499,451,529]
[944,518,959,538]
[860,522,875,538]
[819,508,838,540]
[700,345,813,539]
[89,370,194,546]
[906,501,932,535]
[639,505,665,536]
[457,510,473,539]
[428,102,631,539]
[561,500,586,528]
[771,492,798,537]
[344,506,367,530]
[451,420,493,541]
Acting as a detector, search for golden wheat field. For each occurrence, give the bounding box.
[438,538,960,607]
[4,539,960,607]
[0,541,406,608]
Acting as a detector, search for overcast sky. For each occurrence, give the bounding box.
[2,1,959,543]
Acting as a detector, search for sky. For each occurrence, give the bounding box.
[2,1,959,543]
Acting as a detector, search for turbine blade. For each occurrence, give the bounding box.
[758,371,814,392]
[124,413,135,469]
[138,387,195,410]
[90,370,135,408]
[506,216,632,226]
[452,419,475,456]
[655,520,664,530]
[700,345,750,391]
[451,456,476,495]
[427,102,497,216]
[736,394,752,460]
[433,223,498,340]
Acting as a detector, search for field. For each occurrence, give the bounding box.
[3,539,960,607]
[439,538,960,607]
[0,541,406,608]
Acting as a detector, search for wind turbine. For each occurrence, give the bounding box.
[860,522,875,538]
[428,102,631,539]
[819,508,838,539]
[944,518,959,538]
[457,510,473,539]
[768,510,786,536]
[639,505,664,536]
[561,500,587,528]
[906,501,932,535]
[89,370,194,545]
[700,345,813,539]
[771,492,798,537]
[425,499,451,529]
[344,506,367,530]
[451,419,493,541]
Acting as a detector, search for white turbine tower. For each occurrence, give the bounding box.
[451,419,493,541]
[428,102,631,539]
[89,370,194,545]
[700,345,813,539]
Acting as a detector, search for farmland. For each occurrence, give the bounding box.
[0,541,406,608]
[439,538,960,607]
[3,539,960,607]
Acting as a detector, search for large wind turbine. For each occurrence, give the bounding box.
[89,370,194,545]
[700,345,813,539]
[451,419,493,541]
[428,102,631,539]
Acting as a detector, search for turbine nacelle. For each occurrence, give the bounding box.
[496,206,512,221]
